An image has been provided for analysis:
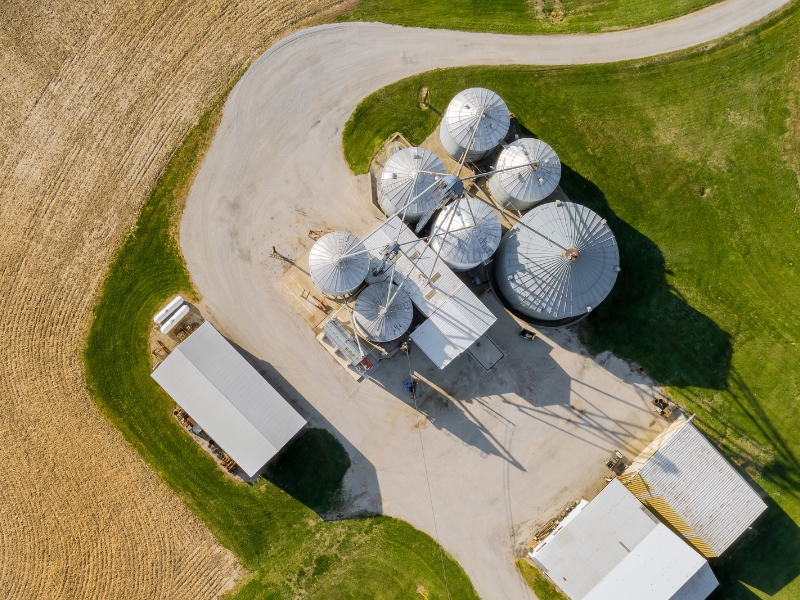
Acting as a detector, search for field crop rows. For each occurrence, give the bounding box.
[0,1,341,597]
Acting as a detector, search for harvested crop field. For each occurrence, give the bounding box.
[0,1,341,597]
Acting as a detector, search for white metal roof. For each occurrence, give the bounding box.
[531,479,717,600]
[151,322,306,476]
[309,231,369,297]
[429,196,501,271]
[361,216,496,368]
[495,201,619,320]
[441,88,510,159]
[489,138,561,208]
[379,147,447,221]
[353,282,413,343]
[585,526,719,600]
[631,419,767,556]
[410,285,496,369]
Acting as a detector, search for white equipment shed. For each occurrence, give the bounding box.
[529,479,719,600]
[151,322,306,477]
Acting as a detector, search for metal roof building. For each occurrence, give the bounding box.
[429,196,502,272]
[309,231,370,298]
[489,138,561,210]
[151,322,306,477]
[362,216,496,369]
[440,88,510,162]
[379,147,447,222]
[494,200,619,324]
[530,479,718,600]
[619,416,767,558]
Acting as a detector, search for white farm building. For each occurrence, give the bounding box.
[530,479,719,600]
[152,322,306,477]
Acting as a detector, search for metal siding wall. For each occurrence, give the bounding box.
[638,423,766,556]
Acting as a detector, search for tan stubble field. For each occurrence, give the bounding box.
[0,1,340,597]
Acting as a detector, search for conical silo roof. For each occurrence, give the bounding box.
[353,282,413,343]
[495,201,619,320]
[379,147,447,221]
[441,88,510,160]
[429,196,502,271]
[490,138,561,209]
[309,231,369,297]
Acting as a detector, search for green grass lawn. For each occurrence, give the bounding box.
[342,5,800,598]
[343,0,721,34]
[83,80,478,599]
[516,560,567,600]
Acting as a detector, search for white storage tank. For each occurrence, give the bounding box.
[379,147,447,222]
[154,295,184,324]
[160,304,190,334]
[429,196,501,272]
[440,88,510,162]
[489,138,561,210]
[494,201,620,323]
[353,282,413,343]
[309,231,370,298]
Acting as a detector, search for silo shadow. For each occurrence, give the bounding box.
[557,163,733,391]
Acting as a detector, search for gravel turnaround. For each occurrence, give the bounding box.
[181,1,788,598]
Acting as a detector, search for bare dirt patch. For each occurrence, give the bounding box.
[0,1,340,597]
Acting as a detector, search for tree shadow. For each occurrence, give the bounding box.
[556,163,733,390]
[227,339,384,519]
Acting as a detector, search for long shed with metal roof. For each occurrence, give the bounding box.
[151,322,306,477]
[618,416,767,558]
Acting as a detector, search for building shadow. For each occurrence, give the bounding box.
[228,339,384,520]
[709,497,800,599]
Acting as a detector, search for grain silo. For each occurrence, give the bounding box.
[353,282,413,343]
[440,88,510,162]
[379,147,447,222]
[489,138,561,210]
[429,197,501,272]
[494,201,619,324]
[309,231,369,298]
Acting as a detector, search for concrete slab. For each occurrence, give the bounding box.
[468,334,505,371]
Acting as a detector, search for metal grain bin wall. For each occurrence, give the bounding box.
[429,196,501,272]
[379,147,447,222]
[353,282,413,343]
[494,201,619,322]
[489,138,561,210]
[440,88,510,162]
[309,231,370,298]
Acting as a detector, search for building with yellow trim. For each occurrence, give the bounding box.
[618,415,767,558]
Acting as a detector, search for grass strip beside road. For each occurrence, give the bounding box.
[343,6,800,599]
[516,560,567,600]
[84,78,479,599]
[343,0,721,35]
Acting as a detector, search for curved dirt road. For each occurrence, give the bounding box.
[181,1,789,599]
